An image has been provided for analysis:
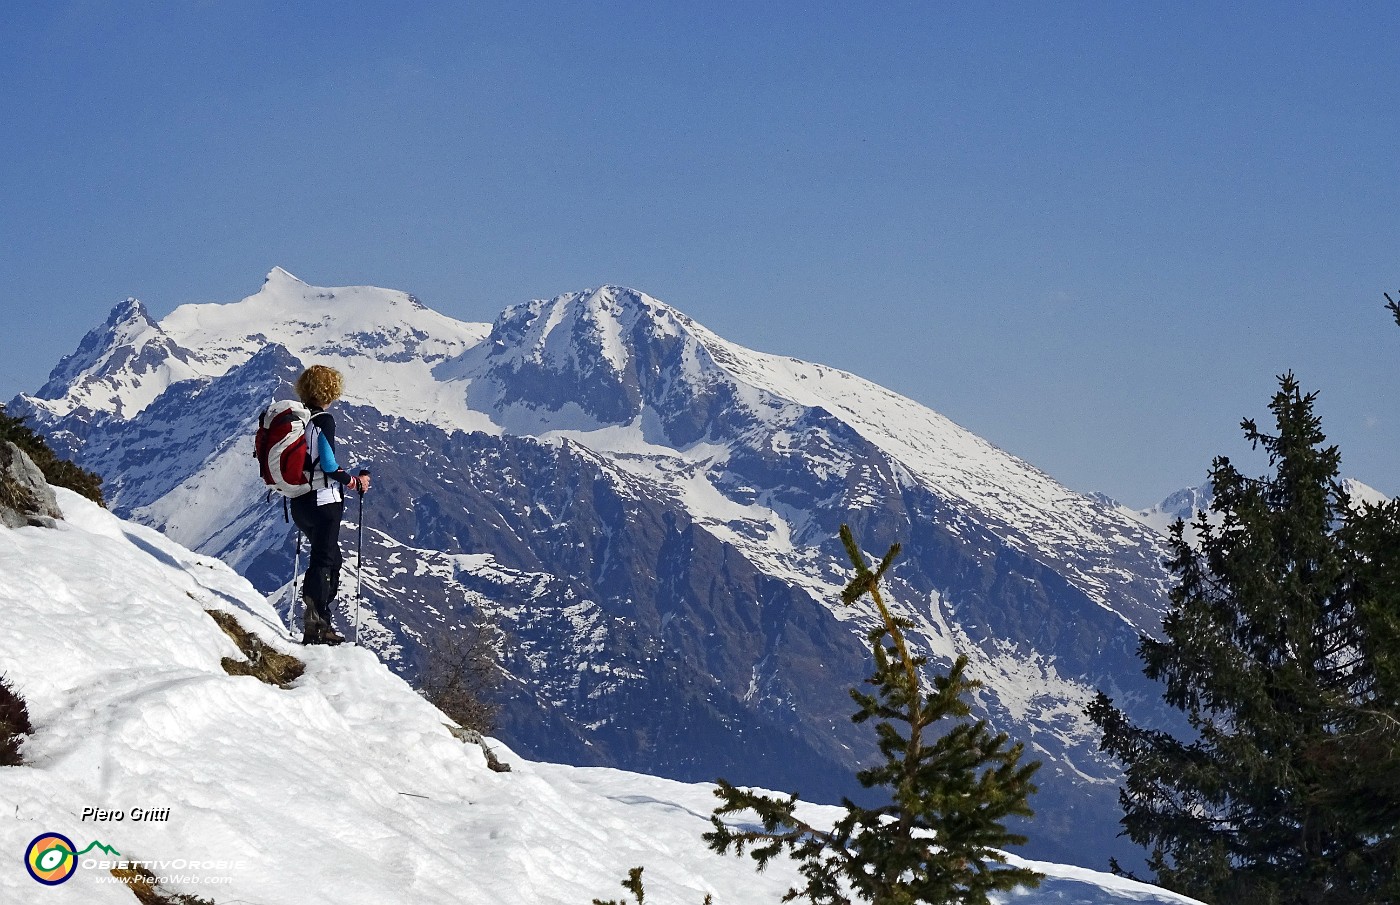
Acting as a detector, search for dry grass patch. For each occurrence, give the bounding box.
[110,863,214,905]
[206,610,305,688]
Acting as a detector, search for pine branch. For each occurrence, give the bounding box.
[838,525,923,751]
[590,866,714,905]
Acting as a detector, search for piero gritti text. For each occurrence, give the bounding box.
[82,806,171,822]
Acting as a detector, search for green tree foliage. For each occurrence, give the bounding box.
[0,405,104,505]
[591,867,713,905]
[593,866,650,905]
[1087,372,1400,904]
[705,526,1041,905]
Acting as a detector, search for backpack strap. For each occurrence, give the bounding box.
[305,410,335,489]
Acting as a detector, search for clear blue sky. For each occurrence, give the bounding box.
[2,1,1397,507]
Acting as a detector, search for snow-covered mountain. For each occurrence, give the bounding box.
[0,484,1204,903]
[1112,478,1390,540]
[10,268,1182,869]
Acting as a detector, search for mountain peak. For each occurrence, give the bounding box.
[96,296,163,358]
[109,295,148,317]
[263,265,305,286]
[456,284,730,435]
[30,297,174,405]
[486,287,640,376]
[158,270,487,378]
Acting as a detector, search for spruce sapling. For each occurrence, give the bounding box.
[705,525,1041,905]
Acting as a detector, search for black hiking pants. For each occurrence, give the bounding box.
[291,494,344,625]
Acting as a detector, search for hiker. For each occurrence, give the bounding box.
[290,365,370,645]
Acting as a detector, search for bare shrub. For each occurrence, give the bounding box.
[0,673,32,766]
[416,614,503,735]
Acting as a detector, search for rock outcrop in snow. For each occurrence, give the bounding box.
[0,443,62,529]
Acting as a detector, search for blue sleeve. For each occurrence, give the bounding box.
[317,432,340,474]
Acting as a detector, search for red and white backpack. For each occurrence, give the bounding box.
[253,400,327,498]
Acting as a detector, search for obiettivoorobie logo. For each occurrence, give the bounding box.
[24,833,120,886]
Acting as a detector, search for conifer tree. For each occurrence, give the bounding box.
[705,525,1041,905]
[1088,373,1400,904]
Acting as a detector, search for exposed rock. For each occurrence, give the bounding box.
[0,442,62,529]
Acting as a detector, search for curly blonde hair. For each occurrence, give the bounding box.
[295,365,344,409]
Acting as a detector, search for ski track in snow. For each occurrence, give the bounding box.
[0,490,1204,903]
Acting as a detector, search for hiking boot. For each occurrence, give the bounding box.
[314,624,347,646]
[301,597,327,645]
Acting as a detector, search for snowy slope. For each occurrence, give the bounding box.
[0,492,1203,905]
[683,314,1168,626]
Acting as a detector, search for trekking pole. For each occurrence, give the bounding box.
[289,529,303,638]
[353,469,370,644]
